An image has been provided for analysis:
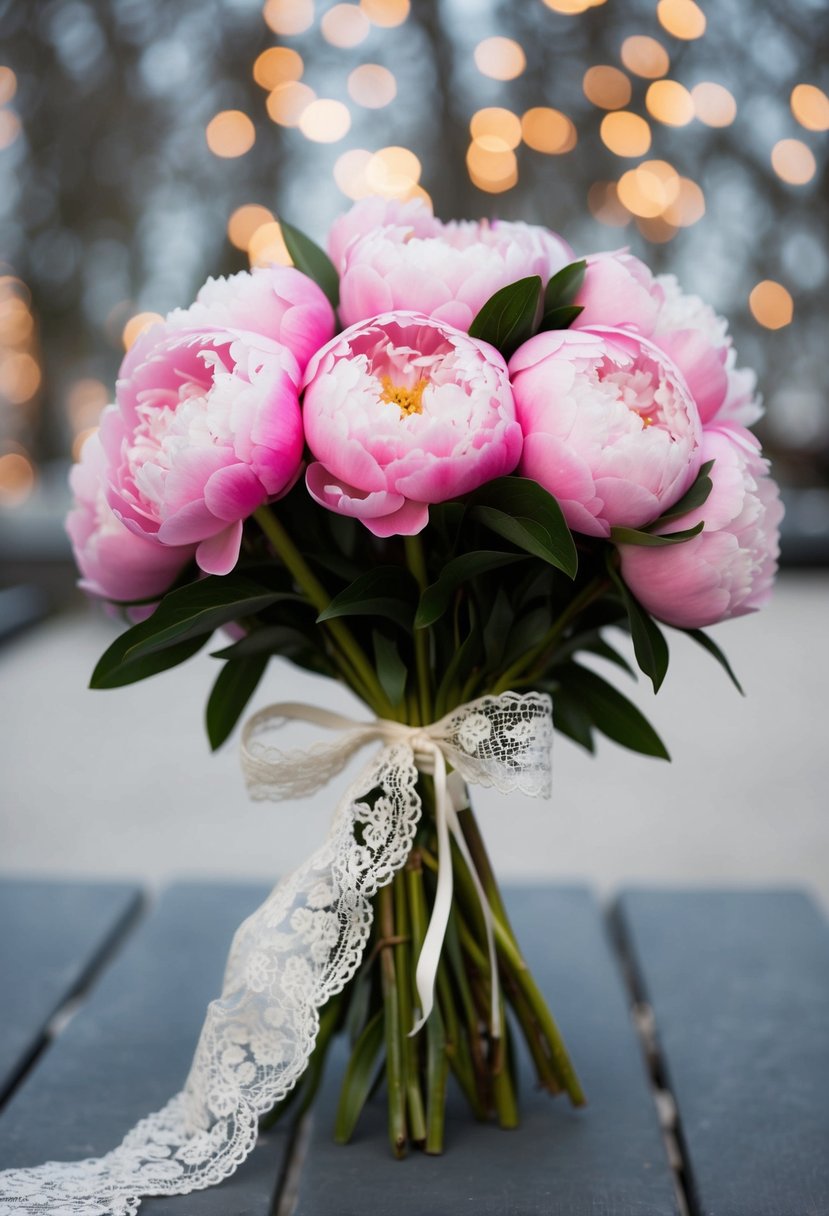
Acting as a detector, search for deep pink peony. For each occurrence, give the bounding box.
[333,196,572,331]
[66,429,194,604]
[509,327,702,537]
[102,325,304,576]
[619,427,783,628]
[573,251,762,429]
[303,311,522,537]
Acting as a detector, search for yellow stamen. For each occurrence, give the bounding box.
[380,375,426,417]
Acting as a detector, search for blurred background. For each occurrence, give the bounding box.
[1,0,827,902]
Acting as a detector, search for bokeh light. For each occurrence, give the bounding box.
[749,280,794,329]
[227,204,275,250]
[333,148,373,199]
[298,99,351,142]
[662,177,705,227]
[263,0,315,36]
[266,81,316,126]
[583,66,631,111]
[473,37,526,82]
[359,0,409,26]
[771,139,817,186]
[620,36,670,79]
[600,111,651,157]
[542,0,607,11]
[321,4,370,47]
[366,146,422,197]
[646,80,695,127]
[521,107,577,154]
[692,82,737,127]
[66,378,108,432]
[122,311,163,350]
[0,450,36,507]
[253,47,303,90]
[657,0,706,40]
[248,221,292,267]
[0,110,21,151]
[790,84,829,132]
[467,143,518,193]
[588,181,631,227]
[470,108,522,151]
[205,110,256,158]
[0,352,41,403]
[0,66,16,106]
[348,65,397,109]
[617,160,680,217]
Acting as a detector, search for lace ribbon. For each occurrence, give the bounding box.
[0,692,553,1216]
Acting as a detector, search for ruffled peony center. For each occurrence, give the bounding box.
[381,375,427,417]
[598,354,686,437]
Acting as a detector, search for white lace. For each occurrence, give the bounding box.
[0,692,552,1216]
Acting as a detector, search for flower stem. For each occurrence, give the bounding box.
[393,870,426,1144]
[404,534,433,724]
[378,884,408,1157]
[254,506,394,716]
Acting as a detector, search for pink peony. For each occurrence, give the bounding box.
[573,251,762,429]
[102,325,304,577]
[509,327,702,537]
[328,196,440,275]
[619,427,783,628]
[66,429,194,604]
[125,265,335,379]
[333,197,572,331]
[303,311,522,537]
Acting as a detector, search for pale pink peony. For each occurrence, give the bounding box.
[125,265,335,379]
[66,429,194,604]
[328,196,440,275]
[102,325,304,576]
[573,251,762,429]
[333,197,572,331]
[509,327,702,537]
[619,427,783,628]
[303,311,522,537]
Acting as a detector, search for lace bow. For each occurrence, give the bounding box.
[0,692,553,1216]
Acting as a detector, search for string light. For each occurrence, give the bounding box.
[521,107,577,154]
[253,47,303,90]
[0,65,16,105]
[0,449,35,507]
[122,312,163,350]
[790,84,829,132]
[263,0,314,36]
[227,204,275,250]
[359,0,409,27]
[298,99,351,142]
[366,146,422,197]
[248,222,292,267]
[205,111,256,158]
[266,81,316,126]
[656,0,706,40]
[662,177,705,226]
[583,66,631,110]
[470,108,522,151]
[466,143,518,193]
[321,4,370,47]
[771,139,817,186]
[620,36,669,79]
[691,82,737,127]
[473,37,526,82]
[646,80,695,127]
[749,280,793,329]
[600,111,651,157]
[333,148,373,199]
[617,161,680,217]
[348,65,397,109]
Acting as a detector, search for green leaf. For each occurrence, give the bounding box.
[561,663,670,759]
[372,630,408,708]
[278,218,340,308]
[539,304,584,331]
[90,632,209,690]
[434,617,482,719]
[606,555,669,692]
[211,624,314,660]
[543,259,587,310]
[610,521,705,547]
[468,275,542,359]
[551,690,595,753]
[651,460,715,527]
[333,1009,385,1144]
[416,551,528,629]
[206,655,268,751]
[684,628,745,695]
[468,477,577,577]
[316,566,416,631]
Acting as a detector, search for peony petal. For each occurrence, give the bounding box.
[203,463,265,522]
[196,520,244,576]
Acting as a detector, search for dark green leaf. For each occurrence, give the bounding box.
[610,521,705,547]
[468,275,542,359]
[279,218,340,308]
[584,635,636,677]
[334,1009,385,1144]
[372,630,408,708]
[317,566,416,631]
[606,555,669,692]
[434,617,482,719]
[416,551,528,629]
[482,585,513,673]
[503,604,550,668]
[90,632,209,690]
[551,690,595,753]
[543,259,587,310]
[468,476,577,578]
[206,655,268,751]
[539,303,584,331]
[650,460,715,526]
[684,628,745,695]
[211,624,314,660]
[561,663,670,759]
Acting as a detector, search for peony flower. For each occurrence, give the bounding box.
[66,429,194,605]
[303,311,522,537]
[102,324,304,576]
[328,196,441,275]
[509,327,702,537]
[333,197,572,331]
[618,427,783,628]
[126,264,335,379]
[573,251,762,429]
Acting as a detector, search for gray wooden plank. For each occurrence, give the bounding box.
[0,877,143,1104]
[293,885,679,1216]
[615,889,829,1216]
[0,881,292,1215]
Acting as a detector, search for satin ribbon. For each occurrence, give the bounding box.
[240,702,503,1037]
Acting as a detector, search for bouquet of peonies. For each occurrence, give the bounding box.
[10,195,781,1209]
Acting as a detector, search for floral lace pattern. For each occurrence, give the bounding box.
[0,693,552,1216]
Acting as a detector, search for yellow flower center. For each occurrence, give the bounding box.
[380,375,426,417]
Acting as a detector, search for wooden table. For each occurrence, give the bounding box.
[1,879,827,1215]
